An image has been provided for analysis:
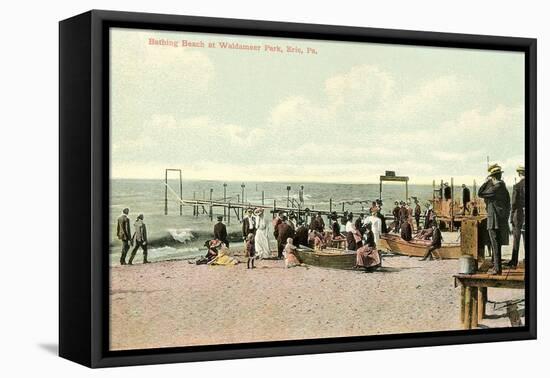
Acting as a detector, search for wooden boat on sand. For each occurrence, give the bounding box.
[295,247,357,270]
[378,233,461,259]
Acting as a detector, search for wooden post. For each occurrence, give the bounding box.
[450,177,454,232]
[179,170,183,216]
[227,203,231,225]
[223,183,227,221]
[379,179,382,201]
[342,202,345,212]
[329,198,333,213]
[405,180,409,201]
[471,288,478,328]
[478,287,487,322]
[273,200,276,218]
[463,286,472,329]
[164,169,168,215]
[460,285,465,324]
[241,183,245,219]
[286,185,291,207]
[209,188,213,221]
[262,190,265,205]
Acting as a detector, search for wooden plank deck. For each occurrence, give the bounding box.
[454,265,525,329]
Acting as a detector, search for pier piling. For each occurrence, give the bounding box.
[223,183,227,221]
[164,168,182,216]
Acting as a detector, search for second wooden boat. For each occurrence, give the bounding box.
[378,233,461,259]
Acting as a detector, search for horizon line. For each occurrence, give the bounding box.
[110,176,489,186]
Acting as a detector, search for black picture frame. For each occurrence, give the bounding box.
[59,9,537,368]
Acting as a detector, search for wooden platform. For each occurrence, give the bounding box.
[454,265,525,329]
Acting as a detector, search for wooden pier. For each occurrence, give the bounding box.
[165,185,376,225]
[163,176,385,225]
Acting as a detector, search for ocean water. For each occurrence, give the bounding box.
[109,179,436,264]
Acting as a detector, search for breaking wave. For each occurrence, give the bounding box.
[167,228,195,243]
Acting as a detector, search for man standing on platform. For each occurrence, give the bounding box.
[509,166,526,267]
[214,215,229,247]
[478,164,511,275]
[116,208,131,265]
[443,182,452,201]
[461,184,471,215]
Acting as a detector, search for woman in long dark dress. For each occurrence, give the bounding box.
[356,224,381,269]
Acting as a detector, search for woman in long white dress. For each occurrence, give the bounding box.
[254,208,271,259]
[365,210,382,246]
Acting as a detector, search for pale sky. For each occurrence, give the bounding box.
[110,28,525,184]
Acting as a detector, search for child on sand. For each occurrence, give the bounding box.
[283,237,301,268]
[245,233,256,269]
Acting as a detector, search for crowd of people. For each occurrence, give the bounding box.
[205,202,391,270]
[115,163,525,275]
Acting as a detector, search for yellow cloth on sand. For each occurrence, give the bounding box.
[209,247,238,266]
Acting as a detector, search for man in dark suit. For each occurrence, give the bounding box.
[129,214,149,265]
[276,216,295,259]
[392,201,400,233]
[509,166,526,267]
[443,182,452,200]
[116,208,131,265]
[421,221,442,261]
[214,216,229,247]
[309,215,319,232]
[242,208,256,240]
[293,220,309,248]
[314,212,325,232]
[375,200,388,233]
[478,164,511,275]
[414,201,422,230]
[461,184,471,215]
[272,211,284,239]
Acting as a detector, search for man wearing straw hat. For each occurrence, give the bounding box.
[478,164,511,275]
[509,165,526,267]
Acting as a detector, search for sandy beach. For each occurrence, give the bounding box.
[109,243,525,351]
